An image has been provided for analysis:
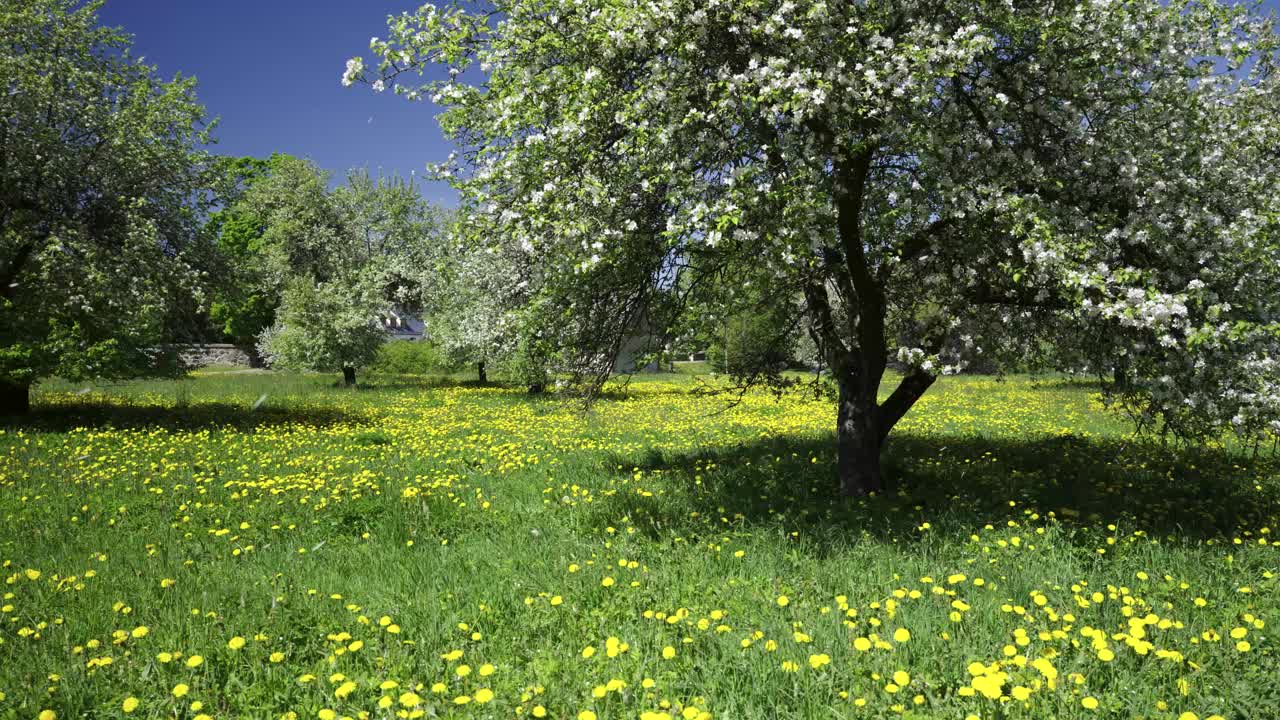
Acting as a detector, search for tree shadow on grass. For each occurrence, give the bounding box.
[357,376,479,392]
[2,400,365,433]
[593,432,1280,551]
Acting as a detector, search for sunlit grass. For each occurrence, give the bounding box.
[0,372,1275,719]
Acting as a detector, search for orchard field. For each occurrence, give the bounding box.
[0,372,1276,720]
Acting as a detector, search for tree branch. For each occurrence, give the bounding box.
[877,369,936,442]
[894,216,955,269]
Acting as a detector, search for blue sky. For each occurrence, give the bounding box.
[98,0,457,205]
[100,0,1280,209]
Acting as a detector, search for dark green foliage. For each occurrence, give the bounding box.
[368,340,458,376]
[205,154,296,347]
[707,309,798,376]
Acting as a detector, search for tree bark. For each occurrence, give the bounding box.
[0,379,31,415]
[477,361,487,384]
[342,366,356,387]
[833,366,937,496]
[835,374,883,495]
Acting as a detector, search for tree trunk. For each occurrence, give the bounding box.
[0,379,31,415]
[477,361,487,384]
[342,367,356,387]
[835,377,884,496]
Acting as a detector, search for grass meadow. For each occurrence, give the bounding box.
[0,371,1276,720]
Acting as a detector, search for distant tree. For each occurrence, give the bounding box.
[0,0,214,413]
[239,156,349,290]
[708,310,798,377]
[352,0,1280,496]
[332,168,442,316]
[258,276,386,386]
[205,155,285,356]
[250,158,443,386]
[428,215,546,388]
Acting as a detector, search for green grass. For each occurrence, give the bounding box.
[0,372,1276,720]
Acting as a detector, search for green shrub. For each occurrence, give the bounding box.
[368,340,458,375]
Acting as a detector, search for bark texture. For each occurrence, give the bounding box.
[0,379,31,415]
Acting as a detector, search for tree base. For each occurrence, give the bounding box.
[839,465,884,497]
[0,380,31,415]
[342,367,357,387]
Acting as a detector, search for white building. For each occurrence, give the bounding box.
[381,309,427,341]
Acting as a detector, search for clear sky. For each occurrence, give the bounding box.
[97,0,458,205]
[99,0,1280,209]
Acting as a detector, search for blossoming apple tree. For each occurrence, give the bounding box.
[348,0,1280,495]
[1,0,214,413]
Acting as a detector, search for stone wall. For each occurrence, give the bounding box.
[177,344,253,368]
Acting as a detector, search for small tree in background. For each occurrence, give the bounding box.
[427,216,546,389]
[708,310,798,377]
[258,277,386,386]
[246,157,444,386]
[333,168,442,316]
[0,0,214,413]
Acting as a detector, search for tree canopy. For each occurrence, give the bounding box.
[350,0,1280,495]
[0,0,215,412]
[249,157,444,385]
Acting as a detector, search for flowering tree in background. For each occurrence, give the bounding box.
[425,211,551,388]
[248,157,443,386]
[257,276,387,386]
[350,0,1280,495]
[333,167,442,317]
[0,0,214,413]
